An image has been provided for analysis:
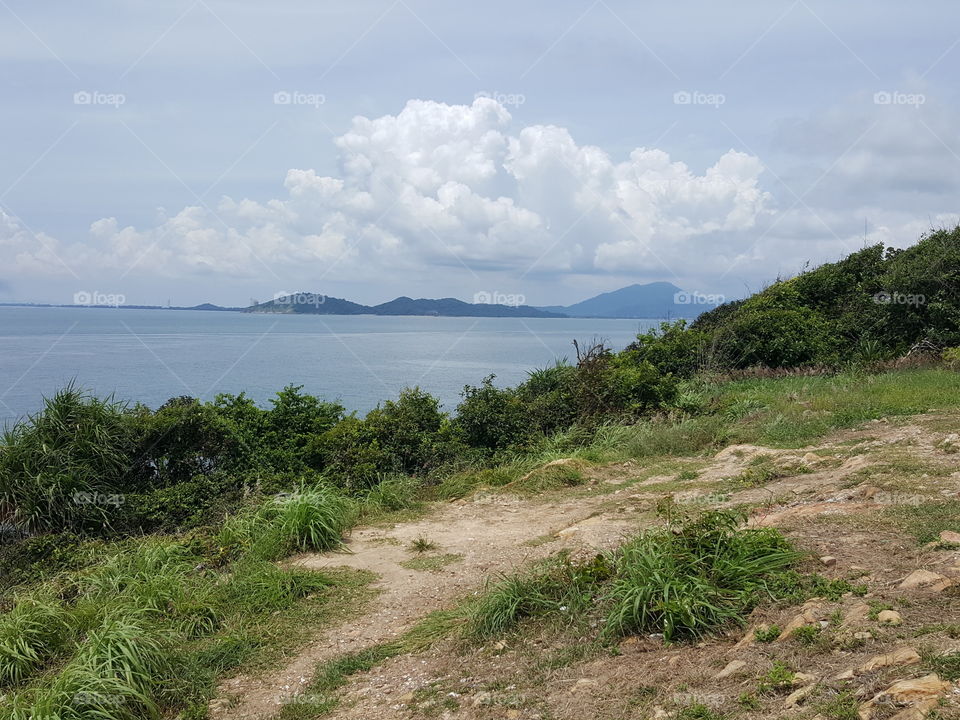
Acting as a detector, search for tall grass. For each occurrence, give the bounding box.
[605,511,801,641]
[218,483,356,560]
[0,385,136,533]
[0,593,72,686]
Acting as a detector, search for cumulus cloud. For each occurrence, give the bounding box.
[3,98,774,288]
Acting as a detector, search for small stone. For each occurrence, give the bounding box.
[877,610,903,625]
[940,530,960,544]
[472,691,492,707]
[507,711,521,720]
[573,678,596,692]
[820,555,838,567]
[715,659,748,679]
[833,669,855,681]
[853,631,872,640]
[399,692,415,703]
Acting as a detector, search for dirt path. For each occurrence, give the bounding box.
[211,416,960,720]
[210,490,644,719]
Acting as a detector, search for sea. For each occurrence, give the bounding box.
[0,307,659,424]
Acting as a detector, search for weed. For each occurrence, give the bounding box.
[753,624,780,643]
[410,536,437,553]
[757,661,795,694]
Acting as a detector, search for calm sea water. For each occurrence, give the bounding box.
[0,307,657,424]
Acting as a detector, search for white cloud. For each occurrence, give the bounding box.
[2,98,776,289]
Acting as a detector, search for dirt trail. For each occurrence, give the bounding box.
[211,416,960,720]
[211,491,643,719]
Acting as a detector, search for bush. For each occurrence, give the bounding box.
[455,376,532,451]
[604,510,801,641]
[218,483,356,560]
[624,320,710,378]
[0,386,138,533]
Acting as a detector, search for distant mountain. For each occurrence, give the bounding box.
[540,282,720,319]
[243,294,368,315]
[243,293,566,318]
[371,297,564,318]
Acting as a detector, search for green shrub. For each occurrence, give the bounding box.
[0,386,138,533]
[455,376,532,451]
[218,483,355,560]
[604,511,801,641]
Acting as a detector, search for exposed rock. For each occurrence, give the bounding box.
[820,555,838,567]
[858,674,950,720]
[940,529,960,544]
[843,601,871,626]
[938,434,960,454]
[784,683,817,708]
[834,669,855,681]
[792,672,817,686]
[877,610,903,626]
[715,659,748,679]
[778,601,825,640]
[899,569,953,591]
[857,647,920,673]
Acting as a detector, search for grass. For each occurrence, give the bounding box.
[0,515,374,719]
[922,649,960,680]
[884,500,960,545]
[814,690,860,720]
[604,511,801,642]
[400,553,462,572]
[409,536,437,553]
[463,510,805,645]
[218,483,357,561]
[753,624,780,643]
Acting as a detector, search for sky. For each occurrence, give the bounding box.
[1,0,959,308]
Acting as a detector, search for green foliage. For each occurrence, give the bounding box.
[625,320,710,378]
[753,624,780,643]
[218,483,355,561]
[0,593,72,687]
[455,376,532,451]
[0,386,138,533]
[466,553,612,638]
[756,661,795,694]
[604,511,801,642]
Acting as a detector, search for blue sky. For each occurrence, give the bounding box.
[1,0,958,307]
